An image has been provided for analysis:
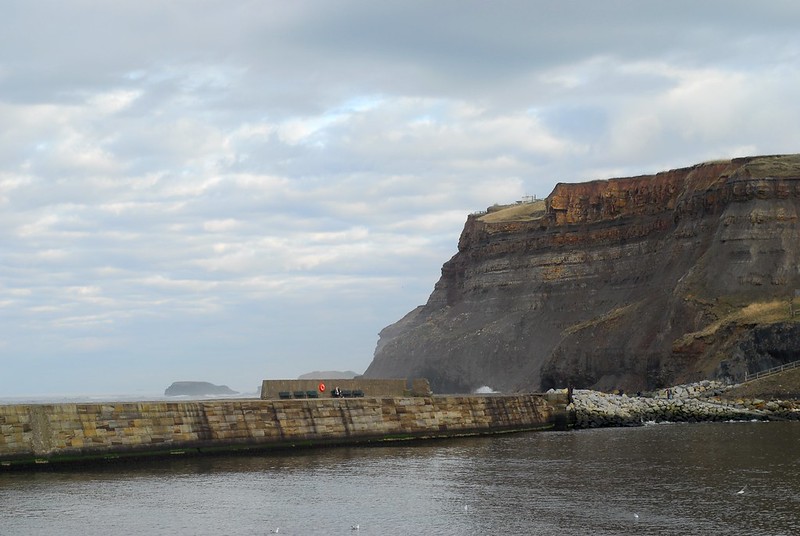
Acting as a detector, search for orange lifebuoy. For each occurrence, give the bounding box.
[319,383,326,392]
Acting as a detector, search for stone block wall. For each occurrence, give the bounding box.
[0,394,562,468]
[260,378,431,399]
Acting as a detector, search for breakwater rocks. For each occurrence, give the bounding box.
[566,381,800,428]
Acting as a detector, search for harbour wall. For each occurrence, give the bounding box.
[0,394,568,468]
[260,378,431,399]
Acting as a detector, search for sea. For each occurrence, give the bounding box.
[1,418,798,536]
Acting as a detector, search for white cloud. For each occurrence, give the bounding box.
[2,1,800,395]
[203,219,240,232]
[87,89,141,114]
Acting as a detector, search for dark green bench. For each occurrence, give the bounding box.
[278,391,292,399]
[306,390,319,398]
[293,391,307,398]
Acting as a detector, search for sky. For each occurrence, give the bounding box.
[2,1,800,397]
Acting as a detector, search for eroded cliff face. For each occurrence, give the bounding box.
[364,155,800,393]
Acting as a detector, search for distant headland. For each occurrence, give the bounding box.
[164,381,239,397]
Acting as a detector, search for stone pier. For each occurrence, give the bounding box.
[0,394,568,469]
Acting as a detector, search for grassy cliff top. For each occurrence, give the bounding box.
[743,154,800,177]
[478,199,547,223]
[476,155,800,225]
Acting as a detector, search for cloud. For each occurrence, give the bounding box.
[1,1,800,396]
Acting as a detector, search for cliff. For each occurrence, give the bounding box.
[364,154,800,394]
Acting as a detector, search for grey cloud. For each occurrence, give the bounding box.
[2,1,800,395]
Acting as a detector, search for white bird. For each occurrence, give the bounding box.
[464,504,469,513]
[736,486,747,495]
[351,524,359,531]
[633,513,639,520]
[271,529,279,534]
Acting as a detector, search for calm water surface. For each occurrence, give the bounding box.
[1,421,799,535]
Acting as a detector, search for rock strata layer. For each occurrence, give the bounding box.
[365,154,800,393]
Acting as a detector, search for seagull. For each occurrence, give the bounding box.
[351,524,360,531]
[271,528,279,534]
[633,513,639,520]
[464,504,469,513]
[736,486,747,495]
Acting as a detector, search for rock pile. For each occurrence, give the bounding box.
[563,381,800,429]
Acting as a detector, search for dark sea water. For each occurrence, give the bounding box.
[1,421,799,536]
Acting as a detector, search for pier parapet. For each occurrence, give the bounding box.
[260,378,431,399]
[1,393,560,469]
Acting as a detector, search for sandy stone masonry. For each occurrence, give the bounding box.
[0,394,566,468]
[259,378,431,399]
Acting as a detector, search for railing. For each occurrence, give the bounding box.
[744,359,800,382]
